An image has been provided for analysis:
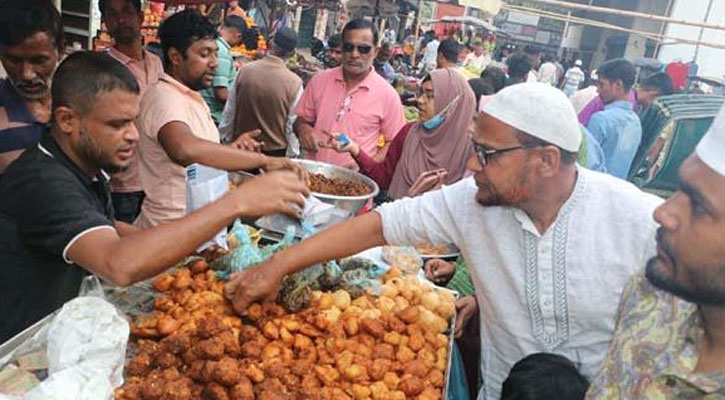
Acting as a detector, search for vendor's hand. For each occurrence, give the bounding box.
[225,263,286,315]
[230,171,309,219]
[318,131,360,156]
[454,296,478,339]
[231,129,263,152]
[298,129,319,152]
[424,259,456,284]
[407,169,448,197]
[263,156,309,183]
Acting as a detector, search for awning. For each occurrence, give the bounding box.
[426,15,498,32]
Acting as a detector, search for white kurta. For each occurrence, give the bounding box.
[376,167,662,400]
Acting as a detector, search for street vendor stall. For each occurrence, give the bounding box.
[0,160,464,400]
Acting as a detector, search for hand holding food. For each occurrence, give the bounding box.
[228,171,309,218]
[224,263,286,315]
[424,259,456,284]
[262,156,309,183]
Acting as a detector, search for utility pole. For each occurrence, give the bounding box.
[694,0,715,62]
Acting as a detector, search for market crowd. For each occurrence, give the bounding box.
[0,0,724,399]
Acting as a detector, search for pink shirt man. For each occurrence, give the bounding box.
[106,47,164,193]
[135,73,220,228]
[295,67,405,168]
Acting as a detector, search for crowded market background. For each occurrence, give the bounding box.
[1,0,725,399]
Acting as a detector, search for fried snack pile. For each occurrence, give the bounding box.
[309,173,373,197]
[117,264,455,400]
[129,259,238,339]
[415,244,450,257]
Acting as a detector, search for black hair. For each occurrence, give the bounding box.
[342,19,379,46]
[541,53,554,64]
[481,66,506,93]
[468,78,494,108]
[597,58,636,91]
[438,37,460,63]
[501,353,590,400]
[640,72,674,96]
[0,0,64,51]
[223,15,248,34]
[98,0,141,18]
[523,45,540,57]
[328,33,342,49]
[506,52,533,81]
[158,10,218,68]
[51,51,139,117]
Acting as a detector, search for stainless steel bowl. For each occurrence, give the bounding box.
[293,159,380,215]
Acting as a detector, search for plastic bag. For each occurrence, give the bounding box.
[186,163,229,252]
[214,221,297,280]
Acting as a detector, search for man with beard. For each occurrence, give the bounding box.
[586,109,725,398]
[0,0,62,175]
[225,83,663,399]
[373,41,397,84]
[0,51,309,343]
[294,19,404,168]
[99,0,164,223]
[325,34,343,69]
[135,10,303,228]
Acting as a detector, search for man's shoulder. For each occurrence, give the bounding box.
[0,147,77,200]
[140,78,178,105]
[365,71,401,99]
[618,272,695,335]
[144,50,163,68]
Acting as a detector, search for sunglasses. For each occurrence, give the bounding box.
[470,136,543,167]
[342,42,373,54]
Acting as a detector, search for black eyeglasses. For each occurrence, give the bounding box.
[342,42,373,54]
[470,137,543,167]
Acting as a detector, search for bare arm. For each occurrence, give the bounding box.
[114,220,140,237]
[225,212,387,313]
[158,121,269,171]
[213,87,229,103]
[67,172,309,287]
[293,118,319,151]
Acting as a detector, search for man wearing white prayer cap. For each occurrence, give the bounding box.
[224,83,663,399]
[587,105,725,399]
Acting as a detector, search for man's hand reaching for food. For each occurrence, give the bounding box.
[224,263,286,314]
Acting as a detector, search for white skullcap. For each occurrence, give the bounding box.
[696,104,725,176]
[482,83,582,152]
[575,59,583,66]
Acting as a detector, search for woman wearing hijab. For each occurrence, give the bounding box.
[321,68,476,200]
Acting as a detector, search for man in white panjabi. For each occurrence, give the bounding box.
[225,83,664,399]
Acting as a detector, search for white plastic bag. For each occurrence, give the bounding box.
[186,163,229,252]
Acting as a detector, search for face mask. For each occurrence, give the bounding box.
[422,94,461,131]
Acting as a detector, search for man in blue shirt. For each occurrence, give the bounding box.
[586,58,641,179]
[373,41,397,85]
[0,0,62,175]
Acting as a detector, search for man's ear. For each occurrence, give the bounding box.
[168,47,183,68]
[538,146,562,178]
[54,106,79,137]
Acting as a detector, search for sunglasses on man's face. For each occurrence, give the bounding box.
[342,42,373,54]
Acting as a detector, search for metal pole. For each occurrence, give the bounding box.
[694,0,714,62]
[559,10,571,59]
